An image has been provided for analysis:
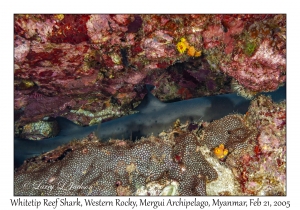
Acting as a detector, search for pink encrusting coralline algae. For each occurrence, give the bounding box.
[14,14,285,133]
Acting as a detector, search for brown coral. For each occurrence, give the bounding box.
[201,97,286,195]
[202,114,256,154]
[14,133,217,196]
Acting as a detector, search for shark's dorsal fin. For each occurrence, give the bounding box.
[56,117,82,136]
[134,85,166,113]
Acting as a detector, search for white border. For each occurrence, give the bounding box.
[2,0,299,209]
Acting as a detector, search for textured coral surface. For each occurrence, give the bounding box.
[202,115,256,152]
[14,14,286,134]
[220,96,286,195]
[14,14,286,196]
[15,96,286,196]
[15,133,217,196]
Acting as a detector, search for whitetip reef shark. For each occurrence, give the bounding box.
[14,84,286,167]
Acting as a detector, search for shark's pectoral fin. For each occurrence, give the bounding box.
[134,85,166,113]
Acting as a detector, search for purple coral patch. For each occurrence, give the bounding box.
[127,15,143,33]
[206,79,217,91]
[187,69,210,82]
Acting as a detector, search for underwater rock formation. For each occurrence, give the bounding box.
[220,39,286,93]
[14,133,218,196]
[13,14,286,195]
[216,95,286,195]
[19,120,59,140]
[14,14,286,129]
[239,95,286,195]
[14,91,286,196]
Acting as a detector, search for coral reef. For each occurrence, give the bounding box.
[216,95,286,195]
[200,145,241,195]
[240,95,286,195]
[220,39,286,93]
[213,144,228,159]
[14,93,286,196]
[14,14,286,132]
[201,95,285,195]
[15,133,217,196]
[201,115,257,153]
[19,120,59,140]
[14,14,286,195]
[176,38,201,57]
[134,180,179,196]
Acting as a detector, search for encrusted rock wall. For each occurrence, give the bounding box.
[14,15,286,129]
